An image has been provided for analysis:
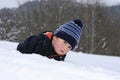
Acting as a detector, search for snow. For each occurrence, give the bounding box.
[0,41,120,80]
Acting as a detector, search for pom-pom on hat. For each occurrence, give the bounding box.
[54,19,83,50]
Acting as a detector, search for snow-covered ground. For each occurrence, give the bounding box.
[0,41,120,80]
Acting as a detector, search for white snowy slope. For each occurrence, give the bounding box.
[0,41,120,80]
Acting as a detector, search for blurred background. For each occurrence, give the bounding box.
[0,0,120,56]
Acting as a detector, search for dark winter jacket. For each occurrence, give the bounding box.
[17,32,66,61]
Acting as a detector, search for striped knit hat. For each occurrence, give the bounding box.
[54,19,83,50]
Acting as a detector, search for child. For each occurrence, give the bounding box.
[17,19,83,61]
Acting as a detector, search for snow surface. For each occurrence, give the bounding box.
[0,41,120,80]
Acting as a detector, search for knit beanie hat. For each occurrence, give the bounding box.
[54,19,83,50]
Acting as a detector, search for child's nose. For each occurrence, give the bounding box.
[64,46,69,52]
[61,50,64,54]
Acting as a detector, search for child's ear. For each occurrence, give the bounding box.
[53,36,58,40]
[54,36,58,39]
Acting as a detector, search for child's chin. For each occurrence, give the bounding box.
[57,53,65,56]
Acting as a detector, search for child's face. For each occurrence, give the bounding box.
[52,36,72,56]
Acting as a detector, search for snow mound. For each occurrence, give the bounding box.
[0,41,120,80]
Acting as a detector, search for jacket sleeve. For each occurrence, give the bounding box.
[53,55,66,61]
[17,35,41,53]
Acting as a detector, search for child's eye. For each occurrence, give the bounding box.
[64,41,72,50]
[68,46,72,50]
